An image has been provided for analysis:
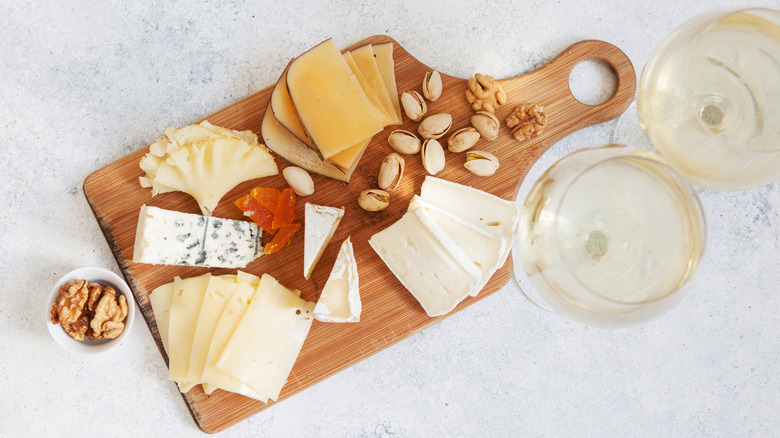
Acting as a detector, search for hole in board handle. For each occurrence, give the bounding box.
[568,60,618,106]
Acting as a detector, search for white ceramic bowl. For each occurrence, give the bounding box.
[45,267,135,354]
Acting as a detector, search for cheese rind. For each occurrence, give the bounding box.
[304,203,345,280]
[286,38,383,159]
[270,61,314,148]
[133,205,263,269]
[409,195,507,296]
[216,274,315,401]
[314,237,361,323]
[369,209,480,317]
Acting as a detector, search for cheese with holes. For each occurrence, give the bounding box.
[419,176,519,272]
[349,44,401,125]
[409,195,507,296]
[314,237,361,323]
[133,205,263,268]
[373,43,402,123]
[369,208,480,317]
[286,38,383,159]
[149,282,174,353]
[304,203,345,280]
[216,274,315,401]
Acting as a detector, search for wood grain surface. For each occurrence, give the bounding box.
[83,35,635,433]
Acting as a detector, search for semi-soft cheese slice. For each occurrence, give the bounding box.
[304,203,345,280]
[186,275,237,384]
[409,195,507,296]
[168,274,211,391]
[343,51,392,126]
[287,38,384,159]
[327,136,372,171]
[149,283,174,354]
[270,61,314,148]
[372,43,403,123]
[419,176,520,272]
[262,106,352,182]
[369,209,480,317]
[313,237,361,323]
[349,44,401,125]
[200,279,267,401]
[216,274,315,401]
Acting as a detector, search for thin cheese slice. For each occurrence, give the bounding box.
[313,237,361,322]
[349,44,401,125]
[186,275,237,384]
[149,283,174,354]
[168,274,211,391]
[304,203,345,280]
[200,280,267,401]
[270,61,314,148]
[372,43,402,123]
[369,209,480,317]
[343,51,392,125]
[216,274,315,401]
[409,195,507,296]
[419,176,520,272]
[287,38,384,159]
[263,105,358,182]
[328,136,371,171]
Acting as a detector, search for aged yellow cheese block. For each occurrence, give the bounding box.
[349,44,401,125]
[287,38,384,159]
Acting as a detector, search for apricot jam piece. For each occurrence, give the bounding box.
[263,222,300,254]
[249,187,281,213]
[271,188,296,229]
[235,194,276,234]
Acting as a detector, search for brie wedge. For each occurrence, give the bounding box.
[304,203,345,280]
[314,237,361,323]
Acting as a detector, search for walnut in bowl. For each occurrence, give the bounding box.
[45,267,135,355]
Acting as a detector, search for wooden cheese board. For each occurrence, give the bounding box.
[83,35,635,433]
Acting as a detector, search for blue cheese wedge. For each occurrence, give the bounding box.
[304,203,345,280]
[133,205,262,269]
[408,195,507,296]
[369,208,480,317]
[313,237,360,323]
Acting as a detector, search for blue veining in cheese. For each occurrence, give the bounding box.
[133,205,262,268]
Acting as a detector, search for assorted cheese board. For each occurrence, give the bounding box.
[83,35,635,433]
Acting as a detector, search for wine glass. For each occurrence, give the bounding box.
[514,8,780,327]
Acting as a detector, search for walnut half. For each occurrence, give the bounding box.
[505,104,549,141]
[465,73,507,114]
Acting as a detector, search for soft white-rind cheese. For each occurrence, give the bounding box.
[369,209,480,317]
[133,205,262,269]
[304,203,345,280]
[314,237,361,323]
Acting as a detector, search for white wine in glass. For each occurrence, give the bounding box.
[518,145,706,327]
[639,8,780,190]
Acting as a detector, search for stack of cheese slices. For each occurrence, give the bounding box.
[370,176,520,317]
[261,38,401,182]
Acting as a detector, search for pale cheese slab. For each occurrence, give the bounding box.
[149,283,174,354]
[186,275,237,384]
[168,274,211,391]
[313,237,361,323]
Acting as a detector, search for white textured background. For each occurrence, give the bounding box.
[1,0,779,436]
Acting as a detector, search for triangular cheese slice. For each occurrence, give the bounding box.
[304,203,345,279]
[314,237,361,323]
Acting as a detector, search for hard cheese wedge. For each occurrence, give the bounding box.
[168,274,211,391]
[216,274,316,401]
[372,43,402,123]
[313,237,361,323]
[369,208,480,317]
[270,61,314,148]
[304,203,345,280]
[349,44,401,125]
[409,195,507,296]
[287,38,383,159]
[419,176,520,274]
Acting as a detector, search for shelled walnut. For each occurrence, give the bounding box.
[50,279,127,341]
[465,73,507,113]
[506,104,548,141]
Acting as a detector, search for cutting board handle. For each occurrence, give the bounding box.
[493,39,636,198]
